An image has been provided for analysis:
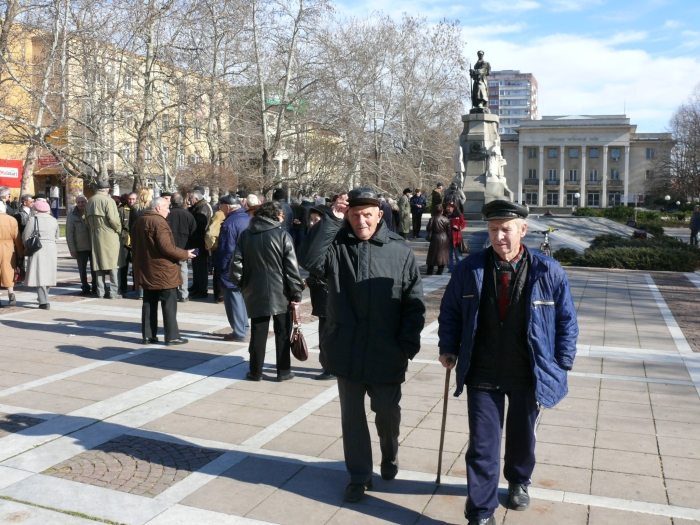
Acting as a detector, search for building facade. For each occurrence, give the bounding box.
[501,115,672,208]
[488,71,538,135]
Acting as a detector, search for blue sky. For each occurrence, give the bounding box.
[335,0,700,132]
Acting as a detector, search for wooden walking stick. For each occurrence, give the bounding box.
[436,359,454,485]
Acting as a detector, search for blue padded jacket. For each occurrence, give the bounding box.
[437,247,578,408]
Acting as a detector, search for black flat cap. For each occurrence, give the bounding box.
[236,190,248,198]
[220,194,241,206]
[96,180,110,189]
[193,185,206,193]
[437,183,444,188]
[348,187,380,208]
[482,200,529,221]
[33,192,46,199]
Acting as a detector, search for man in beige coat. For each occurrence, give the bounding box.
[86,180,122,299]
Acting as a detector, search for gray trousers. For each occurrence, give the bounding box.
[178,261,189,300]
[223,286,249,338]
[37,286,50,305]
[337,377,401,483]
[95,268,119,298]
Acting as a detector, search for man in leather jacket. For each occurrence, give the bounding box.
[298,187,425,503]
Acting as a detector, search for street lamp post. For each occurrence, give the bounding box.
[665,195,671,214]
[572,192,581,214]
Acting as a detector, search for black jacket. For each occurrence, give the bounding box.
[291,203,309,231]
[380,201,394,232]
[188,199,212,250]
[167,205,197,250]
[298,214,426,384]
[275,199,294,232]
[229,215,304,318]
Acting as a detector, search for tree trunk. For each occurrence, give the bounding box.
[21,143,40,194]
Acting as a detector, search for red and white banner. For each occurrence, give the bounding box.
[0,160,23,188]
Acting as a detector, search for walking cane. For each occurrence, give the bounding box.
[436,357,454,485]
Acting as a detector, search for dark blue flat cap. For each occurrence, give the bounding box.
[481,200,529,221]
[348,187,380,208]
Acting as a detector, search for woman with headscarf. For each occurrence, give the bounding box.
[0,201,23,306]
[128,188,151,299]
[22,200,58,309]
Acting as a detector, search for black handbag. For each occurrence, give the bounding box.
[459,239,470,254]
[25,216,42,257]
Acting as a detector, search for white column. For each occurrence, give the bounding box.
[559,145,565,208]
[602,145,608,208]
[538,145,544,207]
[581,146,587,207]
[517,145,524,204]
[623,145,630,206]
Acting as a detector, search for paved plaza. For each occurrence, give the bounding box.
[0,248,699,524]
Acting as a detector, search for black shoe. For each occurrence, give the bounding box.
[380,462,398,481]
[343,480,372,503]
[178,297,189,303]
[38,303,50,310]
[467,518,495,525]
[246,372,262,381]
[8,294,16,306]
[165,338,188,346]
[314,371,335,380]
[81,290,91,296]
[190,293,208,300]
[508,483,530,511]
[277,371,295,382]
[142,337,158,345]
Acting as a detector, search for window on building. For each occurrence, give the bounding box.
[528,148,537,159]
[194,127,201,139]
[587,192,600,207]
[524,192,538,205]
[646,148,654,159]
[124,75,132,94]
[566,191,580,207]
[546,192,559,206]
[528,169,537,179]
[122,143,132,162]
[611,148,620,160]
[177,152,184,167]
[589,169,598,182]
[489,100,498,106]
[548,169,557,181]
[163,83,170,104]
[548,148,558,159]
[589,148,599,158]
[645,169,653,180]
[609,192,622,206]
[610,169,620,180]
[569,169,578,181]
[489,81,499,87]
[192,153,200,164]
[500,90,505,95]
[569,148,579,159]
[162,115,169,130]
[144,146,152,164]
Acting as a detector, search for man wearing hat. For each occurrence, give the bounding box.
[299,187,426,503]
[272,188,293,233]
[214,195,251,341]
[690,205,700,246]
[86,180,122,299]
[431,182,444,214]
[438,200,578,525]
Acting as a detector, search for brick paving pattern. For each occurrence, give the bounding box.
[43,435,223,497]
[0,413,45,437]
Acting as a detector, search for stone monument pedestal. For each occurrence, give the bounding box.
[454,112,513,220]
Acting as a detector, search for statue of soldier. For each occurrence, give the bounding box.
[470,50,491,111]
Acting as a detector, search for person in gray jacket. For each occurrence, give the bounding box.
[690,205,700,246]
[298,188,425,503]
[66,195,96,295]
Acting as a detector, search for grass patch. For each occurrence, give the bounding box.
[0,495,128,524]
[59,223,66,238]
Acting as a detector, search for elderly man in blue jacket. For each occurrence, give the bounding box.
[438,200,578,525]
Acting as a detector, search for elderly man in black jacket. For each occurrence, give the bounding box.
[167,193,197,302]
[188,190,212,299]
[299,187,426,503]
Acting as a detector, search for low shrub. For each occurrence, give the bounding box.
[553,247,578,264]
[572,207,602,217]
[575,247,700,272]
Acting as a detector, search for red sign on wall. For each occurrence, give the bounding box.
[0,160,23,188]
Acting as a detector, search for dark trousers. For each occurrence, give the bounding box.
[465,386,540,521]
[191,251,209,296]
[76,251,96,293]
[118,250,131,294]
[426,265,444,275]
[412,213,422,237]
[142,288,180,342]
[213,266,223,302]
[248,312,291,377]
[290,229,306,250]
[337,377,401,484]
[691,229,698,247]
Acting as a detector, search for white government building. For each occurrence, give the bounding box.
[500,115,672,208]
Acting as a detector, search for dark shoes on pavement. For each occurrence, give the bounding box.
[38,303,50,310]
[380,462,398,481]
[8,294,16,306]
[246,372,262,381]
[314,371,335,380]
[277,371,295,382]
[142,337,159,345]
[165,338,188,346]
[344,480,372,503]
[508,483,530,511]
[467,518,495,525]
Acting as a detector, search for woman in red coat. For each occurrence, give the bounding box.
[444,200,466,271]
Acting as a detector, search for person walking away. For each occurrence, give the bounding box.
[117,193,133,295]
[131,197,195,346]
[0,201,23,306]
[438,200,578,525]
[230,202,304,382]
[215,195,251,341]
[128,189,151,299]
[690,205,700,246]
[298,188,425,503]
[188,190,212,299]
[14,194,34,235]
[445,201,466,272]
[168,193,196,303]
[379,195,394,232]
[425,205,450,275]
[397,188,411,239]
[86,180,122,299]
[205,197,227,303]
[290,198,309,250]
[306,205,333,380]
[444,182,466,213]
[22,200,58,309]
[409,188,426,238]
[388,198,400,233]
[66,195,96,295]
[431,183,444,214]
[272,189,293,233]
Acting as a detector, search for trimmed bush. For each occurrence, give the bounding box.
[575,247,700,272]
[553,247,578,264]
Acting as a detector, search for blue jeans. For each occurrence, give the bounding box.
[448,244,462,270]
[223,286,249,338]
